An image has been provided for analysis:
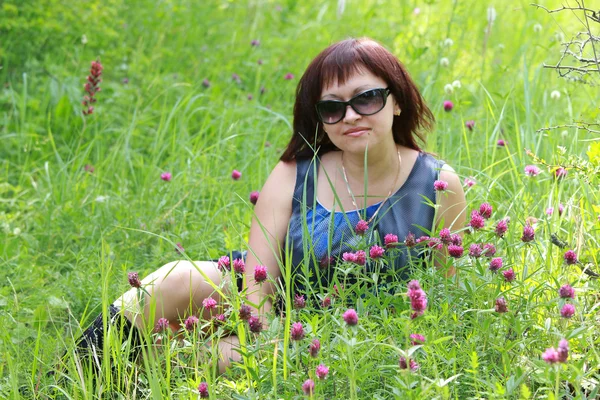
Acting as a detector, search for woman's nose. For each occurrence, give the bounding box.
[343,105,361,123]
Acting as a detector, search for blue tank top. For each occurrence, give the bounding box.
[286,151,445,293]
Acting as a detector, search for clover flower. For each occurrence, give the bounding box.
[464,177,476,187]
[443,101,453,111]
[524,165,541,177]
[342,252,357,263]
[410,334,426,345]
[503,268,516,282]
[407,282,427,316]
[439,228,452,244]
[469,210,485,230]
[558,339,569,362]
[316,364,329,380]
[343,309,359,326]
[469,244,483,258]
[284,73,294,80]
[254,264,267,282]
[495,297,508,313]
[160,172,172,182]
[465,120,475,130]
[559,284,575,299]
[249,191,260,205]
[217,255,230,271]
[369,245,385,259]
[564,250,577,265]
[231,169,242,180]
[385,233,400,248]
[233,258,245,274]
[291,322,305,341]
[128,272,142,288]
[202,297,217,310]
[155,318,169,332]
[554,167,567,179]
[198,382,209,398]
[248,315,262,333]
[184,315,199,331]
[302,379,315,395]
[434,180,449,191]
[521,224,535,242]
[560,304,575,318]
[450,234,462,246]
[542,348,559,364]
[321,296,331,308]
[448,244,464,258]
[399,357,419,371]
[483,243,496,257]
[202,79,210,88]
[355,219,369,235]
[294,294,306,309]
[355,250,366,266]
[489,257,503,272]
[251,39,260,46]
[497,139,506,147]
[495,219,508,237]
[309,338,321,357]
[239,305,252,320]
[479,203,493,219]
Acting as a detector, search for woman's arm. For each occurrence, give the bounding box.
[243,160,296,316]
[435,164,467,276]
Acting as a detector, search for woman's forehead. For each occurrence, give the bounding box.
[320,68,386,97]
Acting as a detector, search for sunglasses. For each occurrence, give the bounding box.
[315,88,391,124]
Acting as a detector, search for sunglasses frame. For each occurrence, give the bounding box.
[315,87,391,124]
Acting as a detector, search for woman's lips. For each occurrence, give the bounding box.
[344,128,370,137]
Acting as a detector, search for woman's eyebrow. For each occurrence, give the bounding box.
[321,85,373,100]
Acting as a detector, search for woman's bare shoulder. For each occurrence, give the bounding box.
[257,159,297,210]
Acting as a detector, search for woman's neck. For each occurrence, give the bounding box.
[340,143,401,188]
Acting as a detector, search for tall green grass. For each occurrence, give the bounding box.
[1,0,598,398]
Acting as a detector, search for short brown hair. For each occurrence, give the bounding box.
[280,37,434,162]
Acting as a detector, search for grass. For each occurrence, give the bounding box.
[1,0,599,398]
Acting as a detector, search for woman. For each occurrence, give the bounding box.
[78,37,466,372]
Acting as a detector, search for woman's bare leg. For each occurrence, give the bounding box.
[113,260,229,330]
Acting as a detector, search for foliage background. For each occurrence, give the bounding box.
[0,0,598,398]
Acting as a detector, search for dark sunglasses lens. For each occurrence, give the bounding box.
[318,102,345,124]
[352,90,385,115]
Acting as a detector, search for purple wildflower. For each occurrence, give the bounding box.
[160,172,172,182]
[483,243,496,257]
[343,309,359,326]
[184,315,199,331]
[385,233,400,248]
[233,258,245,274]
[231,169,242,180]
[284,73,294,80]
[559,284,575,299]
[560,304,575,318]
[465,120,475,130]
[249,190,260,205]
[355,219,369,235]
[294,294,306,309]
[564,250,577,265]
[448,244,464,258]
[239,305,252,320]
[469,210,485,230]
[525,165,541,177]
[128,272,142,288]
[503,268,516,282]
[202,297,217,310]
[439,228,452,244]
[248,315,262,333]
[198,382,209,398]
[479,203,493,219]
[489,257,503,272]
[291,322,305,341]
[399,357,419,371]
[410,334,426,345]
[217,255,230,271]
[309,339,321,357]
[434,180,449,191]
[302,379,315,395]
[557,339,569,362]
[542,348,560,364]
[443,100,453,112]
[521,224,535,242]
[469,244,483,258]
[495,297,508,313]
[155,318,169,332]
[316,364,329,380]
[464,177,476,187]
[369,245,385,259]
[495,219,509,237]
[254,264,267,283]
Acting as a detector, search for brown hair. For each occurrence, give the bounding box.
[280,37,434,162]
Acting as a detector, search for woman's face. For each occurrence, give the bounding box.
[319,68,398,155]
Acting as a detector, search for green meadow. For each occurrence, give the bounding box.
[1,0,599,398]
